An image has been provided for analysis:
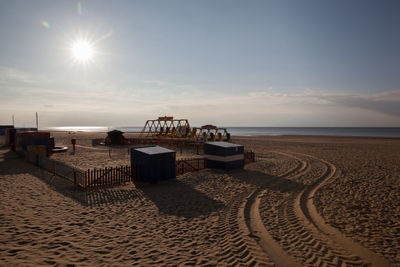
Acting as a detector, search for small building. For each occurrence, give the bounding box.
[204,141,244,170]
[15,131,51,155]
[0,125,14,136]
[5,128,16,146]
[5,128,38,147]
[18,131,50,149]
[106,130,125,145]
[131,146,176,183]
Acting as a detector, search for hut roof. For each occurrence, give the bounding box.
[205,141,243,148]
[107,129,124,136]
[134,145,175,155]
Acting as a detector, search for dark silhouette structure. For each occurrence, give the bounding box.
[106,130,125,145]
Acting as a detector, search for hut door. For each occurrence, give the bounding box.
[161,154,167,180]
[153,157,158,183]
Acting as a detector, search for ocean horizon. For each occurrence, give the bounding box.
[42,126,400,138]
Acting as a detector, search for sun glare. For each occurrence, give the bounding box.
[70,40,94,63]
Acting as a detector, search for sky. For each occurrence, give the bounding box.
[0,0,400,127]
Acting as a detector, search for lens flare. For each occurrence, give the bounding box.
[77,2,82,15]
[41,20,50,29]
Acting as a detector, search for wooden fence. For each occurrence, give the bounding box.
[23,150,86,188]
[176,157,205,175]
[22,148,256,190]
[83,165,132,189]
[82,151,255,187]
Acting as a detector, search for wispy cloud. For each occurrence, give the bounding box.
[321,91,400,117]
[1,67,399,126]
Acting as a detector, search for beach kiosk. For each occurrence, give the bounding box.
[106,130,125,145]
[204,142,244,170]
[0,125,14,136]
[16,131,51,156]
[131,146,176,183]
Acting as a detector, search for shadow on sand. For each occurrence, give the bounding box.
[1,147,224,216]
[138,179,225,218]
[212,167,306,193]
[1,146,301,214]
[0,148,28,175]
[0,147,143,207]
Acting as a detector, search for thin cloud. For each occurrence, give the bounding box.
[1,66,399,126]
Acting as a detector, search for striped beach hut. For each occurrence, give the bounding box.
[204,142,244,170]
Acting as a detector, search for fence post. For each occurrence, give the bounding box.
[101,168,104,186]
[86,169,90,189]
[114,167,117,184]
[94,169,97,187]
[74,171,77,186]
[127,166,130,182]
[90,169,93,188]
[106,168,109,186]
[86,170,88,189]
[117,167,120,184]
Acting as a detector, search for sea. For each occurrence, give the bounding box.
[43,126,400,138]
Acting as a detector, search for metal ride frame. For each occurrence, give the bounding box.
[139,116,191,139]
[139,116,229,142]
[191,125,229,142]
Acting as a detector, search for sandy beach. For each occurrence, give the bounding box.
[1,133,399,266]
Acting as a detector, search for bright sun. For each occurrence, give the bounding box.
[71,40,94,63]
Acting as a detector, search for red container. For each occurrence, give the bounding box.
[20,131,50,137]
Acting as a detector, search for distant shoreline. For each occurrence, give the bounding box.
[40,126,400,138]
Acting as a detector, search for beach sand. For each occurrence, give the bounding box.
[0,133,399,266]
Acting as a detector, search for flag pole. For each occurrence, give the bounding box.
[36,112,39,131]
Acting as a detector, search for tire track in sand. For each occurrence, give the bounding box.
[216,152,307,266]
[240,152,308,267]
[237,152,308,266]
[296,153,392,267]
[247,151,391,266]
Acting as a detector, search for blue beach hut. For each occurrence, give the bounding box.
[204,142,244,170]
[131,146,176,183]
